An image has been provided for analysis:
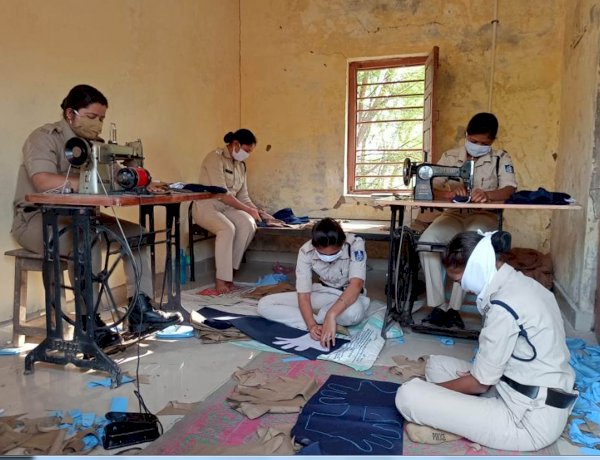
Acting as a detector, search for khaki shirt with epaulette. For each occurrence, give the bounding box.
[199,147,252,205]
[295,233,367,293]
[12,119,80,229]
[433,146,518,192]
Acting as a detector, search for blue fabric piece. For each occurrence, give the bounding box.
[292,374,403,455]
[0,347,24,355]
[567,340,600,448]
[505,187,572,205]
[181,183,227,194]
[81,412,96,428]
[272,208,310,225]
[197,307,349,359]
[282,356,309,362]
[256,273,289,286]
[438,337,455,346]
[156,324,195,338]
[580,447,600,455]
[110,397,128,413]
[87,375,134,388]
[297,441,323,455]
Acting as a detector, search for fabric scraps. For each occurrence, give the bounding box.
[87,375,134,388]
[157,401,202,416]
[389,355,428,383]
[256,273,289,286]
[241,282,296,300]
[227,369,318,419]
[566,338,600,449]
[156,324,195,339]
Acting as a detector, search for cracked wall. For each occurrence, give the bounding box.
[241,0,566,253]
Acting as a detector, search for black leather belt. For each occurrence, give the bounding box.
[319,281,364,294]
[500,375,577,409]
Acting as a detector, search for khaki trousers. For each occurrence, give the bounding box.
[11,210,153,309]
[395,355,570,451]
[418,211,497,310]
[192,199,257,282]
[257,283,370,330]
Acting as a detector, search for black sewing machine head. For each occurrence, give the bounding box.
[403,158,474,200]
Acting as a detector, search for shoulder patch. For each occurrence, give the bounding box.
[353,250,365,262]
[505,165,514,174]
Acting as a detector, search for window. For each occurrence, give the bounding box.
[347,47,438,194]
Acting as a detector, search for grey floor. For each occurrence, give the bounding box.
[0,255,595,455]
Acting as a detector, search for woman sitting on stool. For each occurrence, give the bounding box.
[258,218,370,349]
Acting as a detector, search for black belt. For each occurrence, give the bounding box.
[500,375,577,409]
[319,282,364,294]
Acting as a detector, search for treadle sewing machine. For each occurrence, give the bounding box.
[403,158,474,200]
[64,136,152,194]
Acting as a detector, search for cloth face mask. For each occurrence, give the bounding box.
[465,139,491,157]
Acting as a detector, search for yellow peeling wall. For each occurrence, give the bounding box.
[552,0,600,330]
[0,0,240,322]
[241,0,565,251]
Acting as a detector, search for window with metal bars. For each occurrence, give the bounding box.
[347,48,438,194]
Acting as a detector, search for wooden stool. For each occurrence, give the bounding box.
[4,248,68,346]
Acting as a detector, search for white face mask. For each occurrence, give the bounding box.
[465,139,491,157]
[460,230,498,313]
[232,147,250,162]
[317,249,343,263]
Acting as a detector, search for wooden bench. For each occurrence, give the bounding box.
[4,248,68,346]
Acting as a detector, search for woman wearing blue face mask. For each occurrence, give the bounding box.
[257,218,370,348]
[419,113,517,330]
[192,128,277,293]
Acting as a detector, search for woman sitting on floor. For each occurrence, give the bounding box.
[258,217,370,348]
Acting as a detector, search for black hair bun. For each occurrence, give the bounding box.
[491,231,511,253]
[223,131,235,143]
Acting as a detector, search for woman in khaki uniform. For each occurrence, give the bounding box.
[192,129,275,293]
[11,84,180,347]
[396,231,576,451]
[258,218,370,348]
[420,113,517,329]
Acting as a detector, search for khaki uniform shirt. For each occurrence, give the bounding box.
[12,119,80,230]
[295,233,367,293]
[199,147,252,205]
[433,146,517,192]
[471,264,575,393]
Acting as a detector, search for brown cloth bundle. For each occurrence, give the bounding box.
[500,247,554,290]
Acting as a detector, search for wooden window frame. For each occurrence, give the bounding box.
[347,47,438,194]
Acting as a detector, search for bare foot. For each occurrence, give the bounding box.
[226,281,240,291]
[215,278,232,294]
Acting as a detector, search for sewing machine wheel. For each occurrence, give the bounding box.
[87,224,138,331]
[392,227,419,326]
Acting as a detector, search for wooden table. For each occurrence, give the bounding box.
[22,191,212,386]
[373,197,583,338]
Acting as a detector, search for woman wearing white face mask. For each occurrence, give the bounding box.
[193,129,276,293]
[258,218,370,348]
[419,112,518,330]
[395,231,576,451]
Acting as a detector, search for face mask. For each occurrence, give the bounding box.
[71,111,103,140]
[317,249,343,263]
[460,231,498,313]
[232,147,250,162]
[465,139,491,157]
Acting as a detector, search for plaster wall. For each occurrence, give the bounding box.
[0,0,240,321]
[552,0,600,329]
[241,0,565,252]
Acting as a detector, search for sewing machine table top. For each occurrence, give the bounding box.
[372,197,582,211]
[25,191,213,208]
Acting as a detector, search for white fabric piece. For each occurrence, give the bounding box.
[460,230,497,313]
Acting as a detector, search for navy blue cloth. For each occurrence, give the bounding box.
[292,375,403,455]
[182,183,227,194]
[505,187,572,205]
[272,208,310,225]
[196,307,349,359]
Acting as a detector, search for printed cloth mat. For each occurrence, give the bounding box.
[142,352,559,456]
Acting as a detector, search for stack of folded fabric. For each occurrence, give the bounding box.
[272,208,310,225]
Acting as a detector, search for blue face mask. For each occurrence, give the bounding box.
[465,139,492,157]
[317,249,343,263]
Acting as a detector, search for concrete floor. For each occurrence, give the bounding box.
[0,254,595,455]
